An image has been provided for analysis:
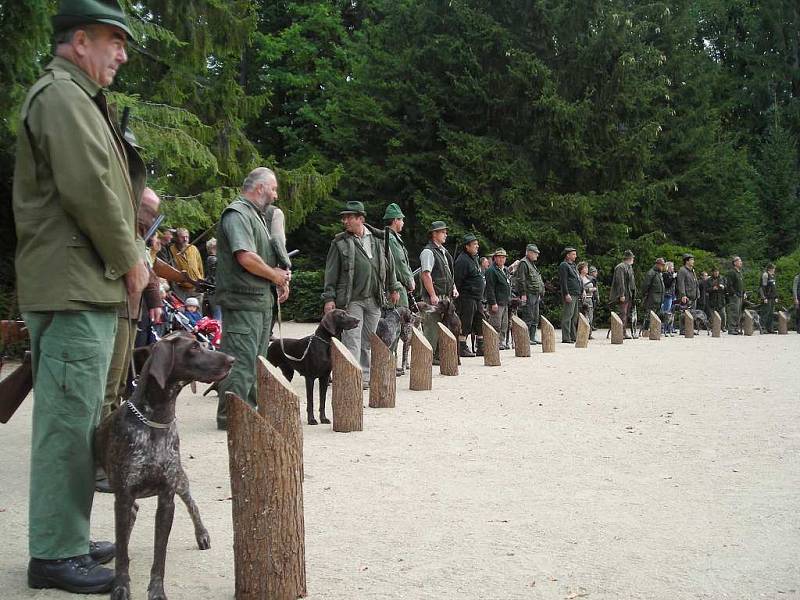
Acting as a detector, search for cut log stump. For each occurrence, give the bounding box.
[712,311,722,338]
[610,312,624,344]
[649,311,662,341]
[226,392,306,600]
[510,315,530,357]
[778,311,789,335]
[368,333,396,408]
[409,327,433,391]
[482,320,501,366]
[331,337,363,432]
[575,313,590,348]
[257,357,304,481]
[436,322,459,376]
[540,317,556,353]
[742,310,754,336]
[683,311,695,338]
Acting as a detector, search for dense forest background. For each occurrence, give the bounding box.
[1,0,798,321]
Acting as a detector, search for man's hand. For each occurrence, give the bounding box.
[565,294,572,303]
[620,296,626,303]
[278,284,290,304]
[389,290,400,305]
[323,300,335,314]
[453,287,460,299]
[149,307,163,324]
[409,280,416,293]
[491,303,499,313]
[520,294,527,303]
[270,268,291,287]
[124,260,149,295]
[681,296,688,304]
[429,294,440,306]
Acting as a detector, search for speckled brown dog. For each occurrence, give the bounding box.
[94,332,234,600]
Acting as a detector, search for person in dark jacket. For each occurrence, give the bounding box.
[726,256,745,334]
[485,248,512,350]
[759,263,778,333]
[677,253,699,334]
[661,261,677,334]
[706,267,727,331]
[453,234,485,357]
[609,250,637,339]
[559,247,582,343]
[419,221,457,360]
[512,244,545,344]
[641,257,666,331]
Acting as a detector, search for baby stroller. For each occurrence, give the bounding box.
[162,294,220,350]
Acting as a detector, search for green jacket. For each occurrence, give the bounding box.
[707,275,727,309]
[13,57,141,312]
[512,257,544,297]
[609,261,636,305]
[641,267,665,311]
[726,268,744,298]
[485,264,511,305]
[677,265,698,300]
[387,228,413,307]
[322,224,401,309]
[559,260,582,296]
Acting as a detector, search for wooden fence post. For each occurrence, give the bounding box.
[575,313,590,348]
[257,357,304,481]
[227,392,306,600]
[777,311,789,335]
[712,311,722,338]
[368,333,396,408]
[649,310,662,340]
[482,320,501,366]
[610,312,624,344]
[742,310,754,336]
[510,315,530,357]
[540,316,556,353]
[683,311,695,338]
[436,322,459,376]
[409,327,433,391]
[331,338,363,433]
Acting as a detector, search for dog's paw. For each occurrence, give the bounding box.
[308,417,318,425]
[147,579,168,600]
[111,585,131,600]
[196,528,211,550]
[320,416,331,425]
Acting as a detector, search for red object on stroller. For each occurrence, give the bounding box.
[195,317,221,348]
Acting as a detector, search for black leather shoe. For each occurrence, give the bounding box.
[89,541,115,565]
[94,477,112,494]
[28,554,114,593]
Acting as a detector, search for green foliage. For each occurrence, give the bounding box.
[279,270,323,322]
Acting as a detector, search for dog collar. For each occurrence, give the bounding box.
[125,400,174,429]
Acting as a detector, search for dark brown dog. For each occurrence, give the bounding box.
[94,332,234,600]
[266,309,359,425]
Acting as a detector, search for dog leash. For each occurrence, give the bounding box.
[125,400,174,429]
[275,299,328,362]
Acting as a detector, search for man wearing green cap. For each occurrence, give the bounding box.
[383,203,414,309]
[677,253,698,334]
[453,234,485,356]
[707,266,727,331]
[726,256,745,334]
[13,0,147,592]
[419,221,457,359]
[485,249,512,349]
[323,201,401,387]
[759,263,778,333]
[609,250,637,339]
[512,244,545,344]
[640,257,666,332]
[559,247,582,342]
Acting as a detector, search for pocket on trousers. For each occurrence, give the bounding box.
[40,337,100,419]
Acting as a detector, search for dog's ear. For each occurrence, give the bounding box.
[321,310,338,335]
[147,337,176,389]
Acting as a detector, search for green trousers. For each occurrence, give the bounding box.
[102,317,137,419]
[422,310,442,356]
[24,310,117,559]
[760,299,776,332]
[561,298,579,342]
[727,296,742,332]
[217,307,271,427]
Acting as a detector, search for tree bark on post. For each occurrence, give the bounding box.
[649,311,662,340]
[777,311,789,335]
[610,312,624,344]
[368,333,396,408]
[540,316,556,353]
[331,337,363,432]
[409,327,433,391]
[683,311,695,338]
[437,322,458,376]
[257,357,304,481]
[482,320,501,366]
[712,311,722,338]
[575,313,590,348]
[226,392,307,600]
[510,315,530,357]
[742,310,754,336]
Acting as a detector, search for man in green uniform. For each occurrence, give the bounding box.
[383,203,414,309]
[726,256,745,334]
[419,221,458,361]
[322,201,401,388]
[453,234,485,357]
[759,263,778,333]
[512,244,545,344]
[215,167,292,429]
[609,250,637,339]
[13,1,149,592]
[485,248,512,350]
[706,267,727,331]
[559,247,582,343]
[677,253,699,334]
[793,272,800,333]
[640,257,665,331]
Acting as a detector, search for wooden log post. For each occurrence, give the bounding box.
[712,311,722,338]
[575,313,591,348]
[482,320,501,366]
[226,392,306,600]
[256,357,304,481]
[649,310,662,341]
[436,322,459,376]
[510,315,530,357]
[368,333,396,408]
[683,310,695,338]
[330,337,363,433]
[742,310,754,336]
[540,316,556,353]
[777,311,789,335]
[610,312,624,344]
[409,327,433,391]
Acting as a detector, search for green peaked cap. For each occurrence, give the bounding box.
[53,0,134,40]
[382,203,405,220]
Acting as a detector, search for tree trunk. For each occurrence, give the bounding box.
[649,311,662,341]
[683,311,694,338]
[331,338,363,432]
[368,333,396,408]
[575,313,590,348]
[257,357,304,481]
[540,316,556,353]
[437,322,458,376]
[711,311,722,338]
[226,392,306,600]
[409,327,432,391]
[777,311,789,335]
[510,315,530,357]
[742,310,754,336]
[481,320,501,366]
[610,312,624,344]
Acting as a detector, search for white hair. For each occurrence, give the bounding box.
[206,238,217,251]
[242,167,276,192]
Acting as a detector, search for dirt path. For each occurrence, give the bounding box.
[1,325,799,599]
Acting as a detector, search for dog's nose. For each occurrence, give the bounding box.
[224,354,235,366]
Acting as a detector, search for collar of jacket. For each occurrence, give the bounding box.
[46,56,102,98]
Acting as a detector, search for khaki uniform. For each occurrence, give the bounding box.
[512,258,544,342]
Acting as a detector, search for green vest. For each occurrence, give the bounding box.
[215,197,277,311]
[421,241,454,302]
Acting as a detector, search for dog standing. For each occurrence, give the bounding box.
[94,332,234,600]
[266,309,359,425]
